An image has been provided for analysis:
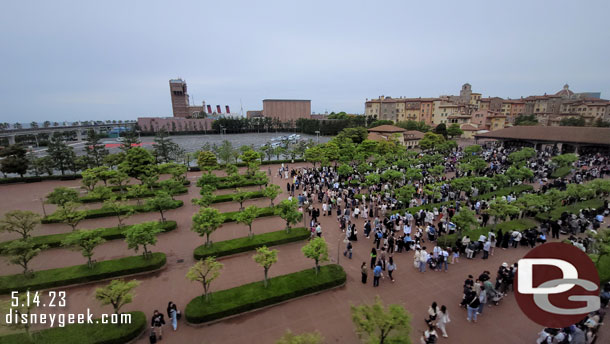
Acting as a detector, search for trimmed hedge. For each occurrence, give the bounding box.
[0,174,82,184]
[188,159,306,171]
[551,166,572,179]
[212,190,265,203]
[0,311,146,344]
[217,178,266,189]
[0,221,177,253]
[436,218,539,247]
[185,264,346,324]
[535,199,605,221]
[591,254,610,284]
[193,227,310,260]
[222,206,275,223]
[41,200,184,223]
[471,184,534,201]
[0,253,166,294]
[80,186,188,203]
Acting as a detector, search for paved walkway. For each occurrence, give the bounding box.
[0,164,607,343]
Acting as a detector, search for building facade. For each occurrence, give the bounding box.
[169,79,205,118]
[261,99,311,122]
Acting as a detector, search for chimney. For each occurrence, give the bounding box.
[207,105,212,113]
[216,105,222,113]
[225,105,230,113]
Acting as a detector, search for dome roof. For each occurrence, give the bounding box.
[555,84,574,97]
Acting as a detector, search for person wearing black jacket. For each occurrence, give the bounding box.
[465,290,480,323]
[151,310,166,340]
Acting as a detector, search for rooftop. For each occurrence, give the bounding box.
[474,126,610,145]
[263,99,311,102]
[368,124,406,133]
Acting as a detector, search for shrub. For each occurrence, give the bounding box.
[41,200,183,223]
[222,206,275,223]
[80,186,188,203]
[0,221,177,253]
[194,227,310,260]
[0,253,166,294]
[188,159,306,171]
[212,190,265,203]
[535,199,605,221]
[551,166,572,179]
[185,264,346,324]
[0,311,146,344]
[0,174,82,185]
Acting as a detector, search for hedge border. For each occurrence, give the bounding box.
[221,206,275,223]
[551,166,572,179]
[0,311,146,344]
[0,221,177,254]
[193,227,310,260]
[535,199,605,221]
[0,174,82,185]
[436,218,539,247]
[211,190,265,204]
[0,253,167,294]
[41,200,184,223]
[188,159,306,172]
[80,186,188,203]
[185,264,346,324]
[471,184,534,201]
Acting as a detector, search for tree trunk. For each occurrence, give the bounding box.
[264,268,268,288]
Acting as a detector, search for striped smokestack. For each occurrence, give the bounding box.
[225,105,230,114]
[216,105,222,113]
[207,105,212,113]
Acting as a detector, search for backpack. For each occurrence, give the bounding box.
[426,334,437,344]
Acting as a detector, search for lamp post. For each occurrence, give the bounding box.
[315,130,320,144]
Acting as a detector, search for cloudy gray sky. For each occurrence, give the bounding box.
[1,0,609,122]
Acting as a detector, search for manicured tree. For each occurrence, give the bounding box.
[152,129,180,164]
[428,164,445,178]
[464,144,482,156]
[301,237,329,274]
[566,183,595,201]
[447,123,463,138]
[47,133,76,175]
[395,185,416,207]
[236,205,260,238]
[46,187,80,209]
[127,184,148,206]
[304,145,324,168]
[452,208,478,238]
[108,170,130,193]
[123,222,163,258]
[0,144,29,177]
[186,257,223,301]
[145,191,174,222]
[275,330,324,344]
[515,193,548,215]
[197,172,219,189]
[253,171,269,189]
[0,210,41,240]
[225,164,239,176]
[263,184,281,207]
[84,129,109,167]
[253,246,278,288]
[240,150,261,176]
[61,229,106,268]
[118,147,156,183]
[140,165,160,191]
[160,178,184,200]
[486,199,520,226]
[102,197,134,228]
[81,168,100,191]
[351,296,411,344]
[5,239,46,275]
[232,188,251,211]
[95,279,141,315]
[337,164,354,178]
[192,207,224,246]
[419,132,445,151]
[275,199,303,232]
[56,201,86,231]
[381,169,402,188]
[364,173,381,187]
[104,152,126,169]
[593,230,610,267]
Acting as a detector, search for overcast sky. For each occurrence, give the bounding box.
[1,0,609,123]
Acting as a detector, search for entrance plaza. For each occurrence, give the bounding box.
[0,156,608,343]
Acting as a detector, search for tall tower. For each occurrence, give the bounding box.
[459,83,472,104]
[169,79,189,118]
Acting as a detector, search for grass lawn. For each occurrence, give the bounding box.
[0,311,146,344]
[437,218,539,247]
[0,253,166,294]
[0,221,177,254]
[185,264,346,324]
[41,200,183,224]
[193,227,310,260]
[551,166,572,179]
[221,206,276,223]
[535,199,605,221]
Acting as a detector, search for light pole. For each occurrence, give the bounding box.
[315,130,320,144]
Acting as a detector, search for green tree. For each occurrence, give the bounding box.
[30,156,54,176]
[514,114,538,126]
[351,296,412,344]
[447,123,463,138]
[240,149,261,175]
[119,130,141,151]
[192,207,224,246]
[253,246,278,288]
[215,140,236,165]
[304,145,324,168]
[275,330,324,344]
[108,170,130,193]
[418,132,445,151]
[0,210,41,240]
[152,129,180,163]
[275,199,303,231]
[5,239,46,275]
[508,147,536,166]
[186,257,223,301]
[337,163,354,178]
[232,188,252,211]
[62,229,106,268]
[84,129,109,167]
[337,127,368,144]
[95,279,141,315]
[119,147,156,183]
[452,208,478,238]
[486,199,520,226]
[428,165,445,178]
[123,222,162,258]
[551,153,578,167]
[464,144,482,156]
[1,293,35,339]
[81,168,100,191]
[263,184,281,206]
[126,184,148,206]
[56,201,86,231]
[0,144,29,177]
[301,237,329,274]
[592,229,610,267]
[104,152,125,169]
[102,197,134,227]
[434,123,448,137]
[395,185,416,206]
[236,205,260,238]
[145,191,174,222]
[560,117,586,126]
[47,133,76,175]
